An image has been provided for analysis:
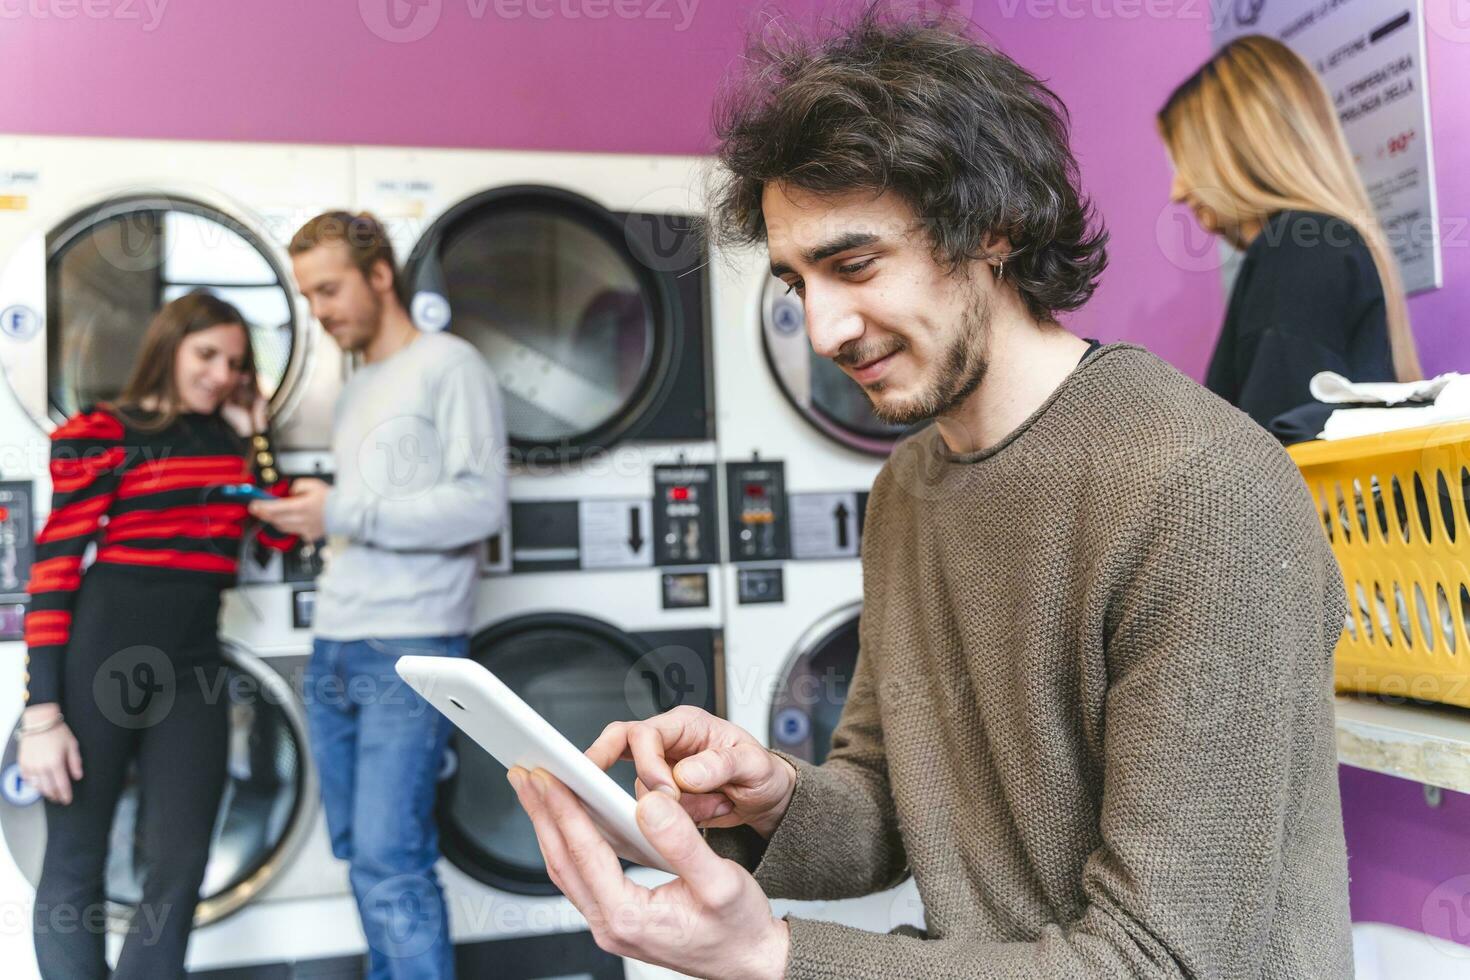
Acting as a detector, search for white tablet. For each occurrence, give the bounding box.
[394,655,675,876]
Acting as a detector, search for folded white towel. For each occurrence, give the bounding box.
[1309,370,1460,405]
[1319,374,1470,440]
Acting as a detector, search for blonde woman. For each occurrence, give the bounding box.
[1158,34,1422,436]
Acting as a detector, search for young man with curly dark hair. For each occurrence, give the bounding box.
[508,10,1353,979]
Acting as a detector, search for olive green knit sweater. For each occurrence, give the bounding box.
[711,345,1353,979]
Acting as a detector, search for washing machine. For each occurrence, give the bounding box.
[0,134,363,976]
[706,244,924,934]
[433,561,723,977]
[355,147,718,581]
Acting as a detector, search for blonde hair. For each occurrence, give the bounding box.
[1158,34,1421,382]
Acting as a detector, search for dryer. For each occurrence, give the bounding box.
[0,135,359,976]
[355,148,718,579]
[0,134,351,455]
[707,244,923,934]
[0,581,365,978]
[434,563,723,976]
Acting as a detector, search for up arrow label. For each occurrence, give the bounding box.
[833,502,850,550]
[789,491,859,560]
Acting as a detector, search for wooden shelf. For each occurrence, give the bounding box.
[1335,695,1470,794]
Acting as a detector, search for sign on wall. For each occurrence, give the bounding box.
[1215,0,1442,294]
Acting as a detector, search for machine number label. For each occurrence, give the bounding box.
[0,305,40,342]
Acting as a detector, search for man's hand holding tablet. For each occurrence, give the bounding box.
[507,704,798,979]
[507,755,790,980]
[396,657,792,978]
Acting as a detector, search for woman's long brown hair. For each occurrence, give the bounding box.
[113,290,258,432]
[1159,34,1422,382]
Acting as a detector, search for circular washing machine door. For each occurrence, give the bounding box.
[404,186,681,459]
[762,276,920,457]
[768,603,862,765]
[41,195,303,429]
[438,613,673,896]
[0,643,315,928]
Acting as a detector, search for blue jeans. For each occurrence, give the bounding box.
[306,635,467,980]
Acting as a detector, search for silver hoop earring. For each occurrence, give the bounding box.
[993,256,1004,282]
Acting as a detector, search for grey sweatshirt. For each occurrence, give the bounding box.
[317,330,507,641]
[709,345,1353,979]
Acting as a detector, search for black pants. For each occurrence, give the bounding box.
[33,564,229,980]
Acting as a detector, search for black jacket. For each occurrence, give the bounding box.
[1205,210,1394,435]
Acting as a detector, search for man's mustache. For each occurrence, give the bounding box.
[833,338,906,369]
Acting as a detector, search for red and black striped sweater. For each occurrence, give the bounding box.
[24,405,292,705]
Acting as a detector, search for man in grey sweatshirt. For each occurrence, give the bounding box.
[252,211,506,980]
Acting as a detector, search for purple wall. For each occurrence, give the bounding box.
[1341,767,1470,940]
[0,1,1457,375]
[973,7,1222,383]
[0,0,1224,375]
[0,0,752,153]
[0,0,1466,942]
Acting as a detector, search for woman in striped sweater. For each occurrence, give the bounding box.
[17,291,292,979]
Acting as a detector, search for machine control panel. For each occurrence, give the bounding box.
[0,481,35,640]
[653,464,718,566]
[724,461,790,562]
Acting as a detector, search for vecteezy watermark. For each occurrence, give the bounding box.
[624,645,710,717]
[359,0,441,42]
[360,414,445,502]
[361,873,447,960]
[1427,0,1470,44]
[986,0,1252,31]
[0,0,168,31]
[483,0,701,29]
[65,189,260,277]
[359,0,702,43]
[917,0,977,24]
[10,900,173,946]
[298,663,430,714]
[92,645,176,730]
[346,417,715,497]
[623,186,706,275]
[1422,874,1470,958]
[1154,200,1230,274]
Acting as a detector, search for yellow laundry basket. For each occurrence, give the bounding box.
[1288,420,1470,708]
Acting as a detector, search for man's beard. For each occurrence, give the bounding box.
[335,293,385,353]
[863,287,991,427]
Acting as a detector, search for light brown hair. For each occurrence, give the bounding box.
[288,210,406,307]
[115,290,255,432]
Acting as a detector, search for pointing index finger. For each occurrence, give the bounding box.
[588,713,705,797]
[585,721,633,771]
